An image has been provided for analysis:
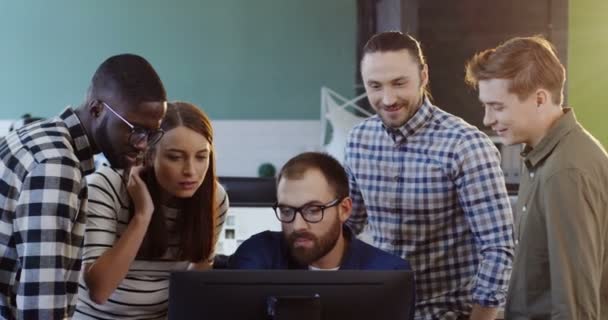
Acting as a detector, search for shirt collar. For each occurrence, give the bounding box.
[59,107,96,175]
[382,98,434,144]
[520,108,578,169]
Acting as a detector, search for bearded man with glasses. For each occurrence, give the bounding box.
[228,152,411,271]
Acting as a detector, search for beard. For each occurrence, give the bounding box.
[286,215,342,266]
[93,116,129,169]
[376,90,425,129]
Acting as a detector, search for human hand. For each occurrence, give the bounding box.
[126,165,154,220]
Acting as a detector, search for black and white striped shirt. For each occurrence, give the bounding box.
[0,108,95,319]
[74,165,228,319]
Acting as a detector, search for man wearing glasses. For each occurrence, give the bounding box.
[0,54,167,319]
[229,152,410,271]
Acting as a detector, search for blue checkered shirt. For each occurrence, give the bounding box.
[0,108,95,319]
[345,100,514,320]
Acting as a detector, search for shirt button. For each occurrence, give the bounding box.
[529,172,535,178]
[522,206,527,212]
[393,176,400,182]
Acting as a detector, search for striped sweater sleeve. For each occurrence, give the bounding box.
[82,166,125,264]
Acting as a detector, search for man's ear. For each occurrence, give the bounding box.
[536,89,549,108]
[88,100,103,118]
[338,197,353,223]
[420,64,429,89]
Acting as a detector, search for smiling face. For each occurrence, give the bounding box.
[478,78,541,146]
[151,126,211,199]
[361,49,428,129]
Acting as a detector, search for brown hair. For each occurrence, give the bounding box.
[137,101,217,262]
[278,152,349,199]
[465,36,565,105]
[362,31,431,98]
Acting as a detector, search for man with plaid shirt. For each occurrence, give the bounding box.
[0,54,167,319]
[345,32,514,320]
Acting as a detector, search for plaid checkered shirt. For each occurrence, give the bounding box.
[345,100,514,320]
[0,108,95,319]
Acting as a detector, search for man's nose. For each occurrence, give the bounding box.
[382,89,397,106]
[292,211,309,230]
[132,139,148,153]
[483,107,496,127]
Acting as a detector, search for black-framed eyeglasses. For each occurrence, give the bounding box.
[273,197,344,223]
[101,101,164,147]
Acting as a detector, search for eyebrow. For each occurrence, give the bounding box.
[277,200,324,207]
[366,76,409,85]
[125,118,157,130]
[391,76,408,82]
[483,101,505,107]
[118,111,150,128]
[166,148,210,153]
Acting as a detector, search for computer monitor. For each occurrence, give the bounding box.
[168,270,415,320]
[214,177,279,259]
[218,176,276,207]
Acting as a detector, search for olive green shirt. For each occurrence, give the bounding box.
[505,108,608,320]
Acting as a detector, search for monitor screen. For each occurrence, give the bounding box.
[218,176,276,207]
[168,270,415,320]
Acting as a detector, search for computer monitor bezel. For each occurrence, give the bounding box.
[168,269,415,320]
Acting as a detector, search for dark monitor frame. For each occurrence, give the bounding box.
[218,176,276,207]
[169,270,415,320]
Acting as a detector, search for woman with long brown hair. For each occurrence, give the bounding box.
[75,101,228,319]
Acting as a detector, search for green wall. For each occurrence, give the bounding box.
[0,1,356,120]
[569,0,608,146]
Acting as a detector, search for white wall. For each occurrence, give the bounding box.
[1,119,324,177]
[0,120,12,136]
[213,120,322,177]
[215,207,282,256]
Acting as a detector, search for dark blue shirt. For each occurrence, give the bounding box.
[228,227,411,270]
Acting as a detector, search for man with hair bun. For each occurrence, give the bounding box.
[346,31,515,320]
